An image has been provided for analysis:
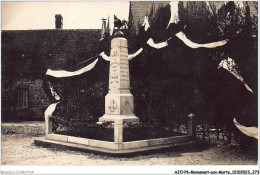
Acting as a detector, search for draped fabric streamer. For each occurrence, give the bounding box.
[142,28,227,50]
[205,1,213,14]
[43,56,101,123]
[128,48,143,60]
[43,53,106,124]
[110,15,114,36]
[100,52,110,61]
[175,32,228,48]
[100,48,144,61]
[147,38,169,49]
[140,11,227,50]
[167,1,179,28]
[218,57,253,93]
[69,52,101,71]
[46,58,99,78]
[44,102,60,120]
[142,16,150,31]
[234,118,258,139]
[139,18,183,48]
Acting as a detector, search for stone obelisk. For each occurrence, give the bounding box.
[99,31,139,123]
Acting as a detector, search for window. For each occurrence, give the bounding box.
[17,88,28,108]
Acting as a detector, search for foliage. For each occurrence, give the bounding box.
[43,2,257,144]
[127,1,257,145]
[53,119,114,141]
[123,121,186,141]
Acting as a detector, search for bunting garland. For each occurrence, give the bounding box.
[233,118,258,139]
[46,58,99,78]
[43,1,256,137]
[140,15,228,50]
[147,38,169,49]
[175,32,228,49]
[100,48,144,61]
[45,102,60,120]
[218,57,253,93]
[100,52,110,61]
[128,48,143,60]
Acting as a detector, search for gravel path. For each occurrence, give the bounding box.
[1,122,258,165]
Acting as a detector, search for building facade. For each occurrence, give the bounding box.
[2,29,101,121]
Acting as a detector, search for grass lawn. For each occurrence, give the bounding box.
[1,121,258,165]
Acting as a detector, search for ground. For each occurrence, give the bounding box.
[1,121,258,165]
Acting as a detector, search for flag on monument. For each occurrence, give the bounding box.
[106,16,110,35]
[166,1,179,28]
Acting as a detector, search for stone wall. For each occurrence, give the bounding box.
[2,74,49,121]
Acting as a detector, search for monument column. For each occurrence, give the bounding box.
[99,31,139,123]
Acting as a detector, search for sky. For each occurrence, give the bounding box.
[1,1,130,30]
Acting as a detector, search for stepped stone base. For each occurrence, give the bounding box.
[34,136,195,155]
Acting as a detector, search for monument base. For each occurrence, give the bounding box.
[34,136,195,155]
[98,114,139,124]
[36,114,195,155]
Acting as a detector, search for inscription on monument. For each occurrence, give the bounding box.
[99,35,139,123]
[108,38,131,90]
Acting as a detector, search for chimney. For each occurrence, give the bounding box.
[55,14,63,29]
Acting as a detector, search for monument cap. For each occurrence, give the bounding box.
[114,30,124,38]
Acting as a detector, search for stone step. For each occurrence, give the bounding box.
[34,137,195,155]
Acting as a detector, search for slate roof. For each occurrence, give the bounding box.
[1,29,101,76]
[129,1,170,27]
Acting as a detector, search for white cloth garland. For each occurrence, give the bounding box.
[46,59,98,78]
[100,48,144,61]
[128,48,143,60]
[44,102,60,120]
[147,38,169,49]
[234,118,258,139]
[100,52,110,61]
[218,57,253,93]
[142,16,150,31]
[175,32,228,49]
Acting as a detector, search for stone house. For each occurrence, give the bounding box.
[2,25,101,121]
